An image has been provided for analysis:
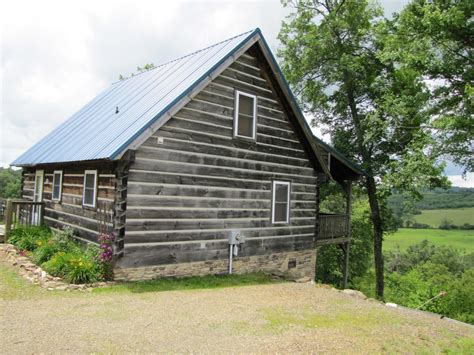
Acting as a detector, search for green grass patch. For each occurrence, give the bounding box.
[261,306,398,333]
[412,207,474,228]
[385,228,474,253]
[93,272,280,294]
[0,261,44,300]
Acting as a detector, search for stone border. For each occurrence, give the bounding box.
[0,244,115,291]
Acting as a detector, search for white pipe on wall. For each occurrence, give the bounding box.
[228,244,233,274]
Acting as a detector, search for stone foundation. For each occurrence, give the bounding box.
[114,250,316,282]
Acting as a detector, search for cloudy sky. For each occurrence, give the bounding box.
[1,0,472,186]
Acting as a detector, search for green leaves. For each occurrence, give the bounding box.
[392,0,473,173]
[278,0,457,298]
[0,167,21,199]
[279,0,449,194]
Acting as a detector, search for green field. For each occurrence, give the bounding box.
[413,207,474,228]
[385,228,474,253]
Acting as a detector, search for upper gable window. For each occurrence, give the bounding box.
[234,91,257,140]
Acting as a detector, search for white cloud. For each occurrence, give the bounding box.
[0,0,438,173]
[447,173,474,188]
[0,0,290,166]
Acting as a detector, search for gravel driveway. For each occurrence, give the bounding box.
[1,264,473,353]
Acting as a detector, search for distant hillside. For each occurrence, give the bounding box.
[389,187,474,212]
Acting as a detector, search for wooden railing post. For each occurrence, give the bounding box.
[5,199,13,241]
[342,181,352,289]
[40,203,45,226]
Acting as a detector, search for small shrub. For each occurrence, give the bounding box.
[9,225,51,251]
[32,239,62,264]
[31,227,79,264]
[63,254,99,284]
[411,223,430,229]
[42,252,72,277]
[42,251,99,284]
[459,223,474,230]
[439,218,454,230]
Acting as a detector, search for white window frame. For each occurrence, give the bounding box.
[33,170,44,203]
[52,170,63,202]
[82,170,97,208]
[271,180,291,224]
[233,90,257,140]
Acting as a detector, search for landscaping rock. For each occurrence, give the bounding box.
[295,276,312,283]
[342,289,368,300]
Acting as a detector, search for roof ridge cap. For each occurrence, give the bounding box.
[112,29,257,85]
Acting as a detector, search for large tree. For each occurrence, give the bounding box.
[390,0,473,173]
[278,0,448,298]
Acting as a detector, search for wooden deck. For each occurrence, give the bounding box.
[316,213,351,246]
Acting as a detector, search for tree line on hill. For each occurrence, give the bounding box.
[387,187,474,229]
[389,187,474,212]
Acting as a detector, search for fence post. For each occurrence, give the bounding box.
[5,199,13,241]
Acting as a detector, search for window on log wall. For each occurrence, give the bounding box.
[52,170,63,202]
[83,170,97,208]
[234,90,257,140]
[272,180,291,224]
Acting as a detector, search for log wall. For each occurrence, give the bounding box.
[118,50,319,270]
[22,162,116,243]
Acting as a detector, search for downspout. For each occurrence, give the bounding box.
[228,244,234,274]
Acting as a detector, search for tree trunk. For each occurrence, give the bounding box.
[366,176,384,299]
[342,67,385,299]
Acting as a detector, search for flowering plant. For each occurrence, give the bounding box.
[97,232,115,280]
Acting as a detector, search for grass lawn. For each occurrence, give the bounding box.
[93,272,280,294]
[385,228,474,253]
[413,207,474,228]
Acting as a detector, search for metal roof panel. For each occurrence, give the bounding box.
[12,30,254,166]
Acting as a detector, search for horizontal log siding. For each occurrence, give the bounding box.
[22,163,116,243]
[120,51,317,269]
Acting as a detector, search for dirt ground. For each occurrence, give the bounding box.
[1,262,473,353]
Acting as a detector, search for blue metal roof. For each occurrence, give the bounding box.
[12,29,256,166]
[12,28,364,178]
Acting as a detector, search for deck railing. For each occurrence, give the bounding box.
[4,199,45,241]
[318,213,350,241]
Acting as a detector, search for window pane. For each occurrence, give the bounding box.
[85,174,95,188]
[239,95,254,116]
[53,173,60,186]
[238,115,254,137]
[275,184,288,202]
[53,185,60,199]
[84,188,94,205]
[274,203,288,222]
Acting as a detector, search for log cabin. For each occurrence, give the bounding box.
[12,28,363,283]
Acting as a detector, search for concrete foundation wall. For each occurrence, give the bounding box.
[114,250,316,282]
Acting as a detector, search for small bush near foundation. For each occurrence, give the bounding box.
[9,225,51,252]
[42,251,99,284]
[32,239,63,264]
